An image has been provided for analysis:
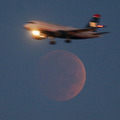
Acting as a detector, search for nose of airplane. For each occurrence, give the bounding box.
[23,24,31,30]
[23,24,28,29]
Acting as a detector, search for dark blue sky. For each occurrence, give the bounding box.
[0,0,120,120]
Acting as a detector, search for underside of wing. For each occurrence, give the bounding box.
[67,27,96,33]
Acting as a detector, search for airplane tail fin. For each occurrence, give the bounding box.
[85,14,101,31]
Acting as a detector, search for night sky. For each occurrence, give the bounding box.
[0,0,120,120]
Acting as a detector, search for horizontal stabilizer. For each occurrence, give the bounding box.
[94,32,110,35]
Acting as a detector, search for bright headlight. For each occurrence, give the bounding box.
[32,30,40,36]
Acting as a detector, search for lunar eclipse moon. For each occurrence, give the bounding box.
[37,50,86,101]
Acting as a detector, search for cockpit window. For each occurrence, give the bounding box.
[27,22,35,24]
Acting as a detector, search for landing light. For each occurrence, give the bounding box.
[32,30,40,36]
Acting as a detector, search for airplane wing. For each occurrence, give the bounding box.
[67,27,96,33]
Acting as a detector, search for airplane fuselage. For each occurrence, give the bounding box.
[24,21,100,40]
[23,14,109,44]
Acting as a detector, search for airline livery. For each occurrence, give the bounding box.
[24,14,109,44]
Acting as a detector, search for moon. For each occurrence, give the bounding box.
[37,50,86,101]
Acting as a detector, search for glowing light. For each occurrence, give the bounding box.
[31,30,47,40]
[32,30,40,36]
[93,14,101,18]
[97,25,104,28]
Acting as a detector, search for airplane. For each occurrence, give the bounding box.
[24,14,109,44]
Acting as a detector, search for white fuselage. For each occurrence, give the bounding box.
[24,21,78,31]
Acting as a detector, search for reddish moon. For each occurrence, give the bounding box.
[37,50,86,101]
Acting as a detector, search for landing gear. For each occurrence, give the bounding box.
[48,37,71,45]
[49,40,56,45]
[49,37,56,45]
[65,39,71,43]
